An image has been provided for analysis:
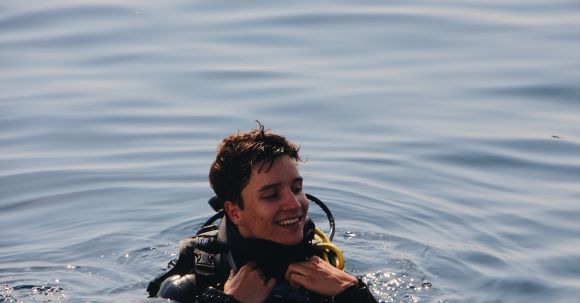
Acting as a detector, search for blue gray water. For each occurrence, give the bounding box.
[1,0,579,302]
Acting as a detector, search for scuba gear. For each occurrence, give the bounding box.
[305,194,335,241]
[226,216,317,281]
[202,193,343,272]
[313,227,344,270]
[147,194,371,303]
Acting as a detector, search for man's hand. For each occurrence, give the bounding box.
[224,262,276,303]
[285,256,358,296]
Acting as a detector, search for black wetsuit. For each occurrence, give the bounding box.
[148,218,377,303]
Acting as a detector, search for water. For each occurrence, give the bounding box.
[1,0,579,302]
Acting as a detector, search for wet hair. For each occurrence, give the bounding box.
[209,122,302,209]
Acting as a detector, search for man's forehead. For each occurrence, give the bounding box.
[248,158,300,184]
[252,156,298,174]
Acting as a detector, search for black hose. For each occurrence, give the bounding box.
[305,194,335,241]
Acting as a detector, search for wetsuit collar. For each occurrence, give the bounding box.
[224,216,316,281]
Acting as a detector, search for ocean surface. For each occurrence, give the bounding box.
[1,0,579,302]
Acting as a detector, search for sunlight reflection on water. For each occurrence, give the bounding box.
[1,0,579,302]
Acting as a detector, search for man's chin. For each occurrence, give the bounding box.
[268,222,305,245]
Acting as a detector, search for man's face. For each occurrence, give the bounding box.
[227,155,309,245]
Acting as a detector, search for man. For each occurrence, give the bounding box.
[148,123,377,303]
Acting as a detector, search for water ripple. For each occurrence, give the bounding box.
[1,0,579,302]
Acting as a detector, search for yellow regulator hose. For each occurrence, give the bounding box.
[312,227,345,270]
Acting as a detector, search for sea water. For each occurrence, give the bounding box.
[1,0,579,302]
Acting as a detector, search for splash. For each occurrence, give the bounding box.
[363,270,435,303]
[1,281,65,303]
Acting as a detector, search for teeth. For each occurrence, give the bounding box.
[278,217,300,226]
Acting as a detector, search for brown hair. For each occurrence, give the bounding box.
[209,122,302,209]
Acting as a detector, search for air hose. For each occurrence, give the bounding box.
[313,227,345,270]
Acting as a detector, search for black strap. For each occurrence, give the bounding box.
[148,226,219,296]
[193,226,231,292]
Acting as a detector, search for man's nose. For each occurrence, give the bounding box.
[280,190,301,210]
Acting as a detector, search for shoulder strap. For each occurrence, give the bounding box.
[149,220,232,296]
[148,224,224,296]
[193,224,231,291]
[193,227,220,277]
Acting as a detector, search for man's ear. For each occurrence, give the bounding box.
[224,200,242,224]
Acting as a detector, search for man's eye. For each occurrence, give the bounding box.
[262,193,279,200]
[292,186,302,194]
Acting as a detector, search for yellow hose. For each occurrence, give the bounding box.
[315,228,330,242]
[312,227,345,270]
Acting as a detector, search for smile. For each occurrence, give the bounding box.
[275,216,302,227]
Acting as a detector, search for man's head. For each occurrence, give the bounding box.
[209,123,309,245]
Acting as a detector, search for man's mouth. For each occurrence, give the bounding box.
[275,216,302,227]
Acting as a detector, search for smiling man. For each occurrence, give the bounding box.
[148,123,377,303]
[225,155,308,246]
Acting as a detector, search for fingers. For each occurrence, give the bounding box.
[285,257,318,281]
[285,256,352,296]
[286,272,300,288]
[286,271,308,289]
[309,255,323,263]
[285,265,312,287]
[245,261,257,269]
[237,262,260,277]
[237,262,273,286]
[265,278,277,290]
[239,262,256,272]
